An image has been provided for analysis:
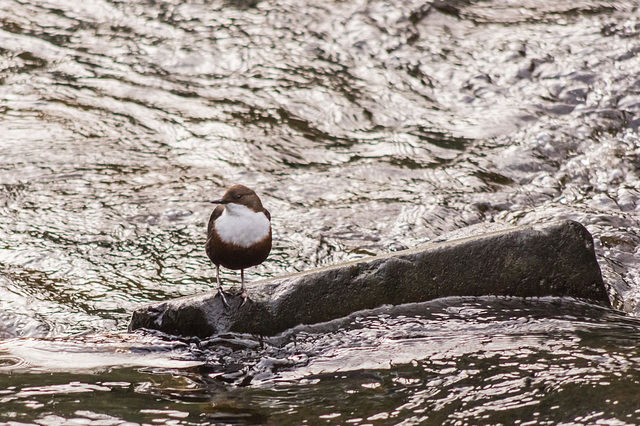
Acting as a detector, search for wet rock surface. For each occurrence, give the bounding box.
[129,220,608,337]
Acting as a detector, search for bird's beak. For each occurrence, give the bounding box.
[210,198,227,204]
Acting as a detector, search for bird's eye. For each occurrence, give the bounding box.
[236,194,242,199]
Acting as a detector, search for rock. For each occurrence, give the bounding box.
[128,220,609,338]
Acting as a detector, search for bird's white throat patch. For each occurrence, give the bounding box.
[214,203,270,248]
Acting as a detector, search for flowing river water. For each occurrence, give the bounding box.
[1,0,640,424]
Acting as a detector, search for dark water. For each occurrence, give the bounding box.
[3,298,640,425]
[1,0,640,424]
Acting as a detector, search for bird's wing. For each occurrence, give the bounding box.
[263,208,271,221]
[207,205,225,237]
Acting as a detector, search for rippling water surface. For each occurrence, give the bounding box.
[1,0,640,424]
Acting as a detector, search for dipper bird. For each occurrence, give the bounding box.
[206,184,272,307]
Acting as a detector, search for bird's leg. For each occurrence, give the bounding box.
[240,269,248,306]
[215,263,229,308]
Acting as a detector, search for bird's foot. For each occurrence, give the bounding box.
[240,291,249,307]
[216,289,230,308]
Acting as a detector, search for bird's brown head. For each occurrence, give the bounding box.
[211,184,265,212]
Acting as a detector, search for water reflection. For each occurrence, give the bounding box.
[0,332,200,373]
[2,297,640,424]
